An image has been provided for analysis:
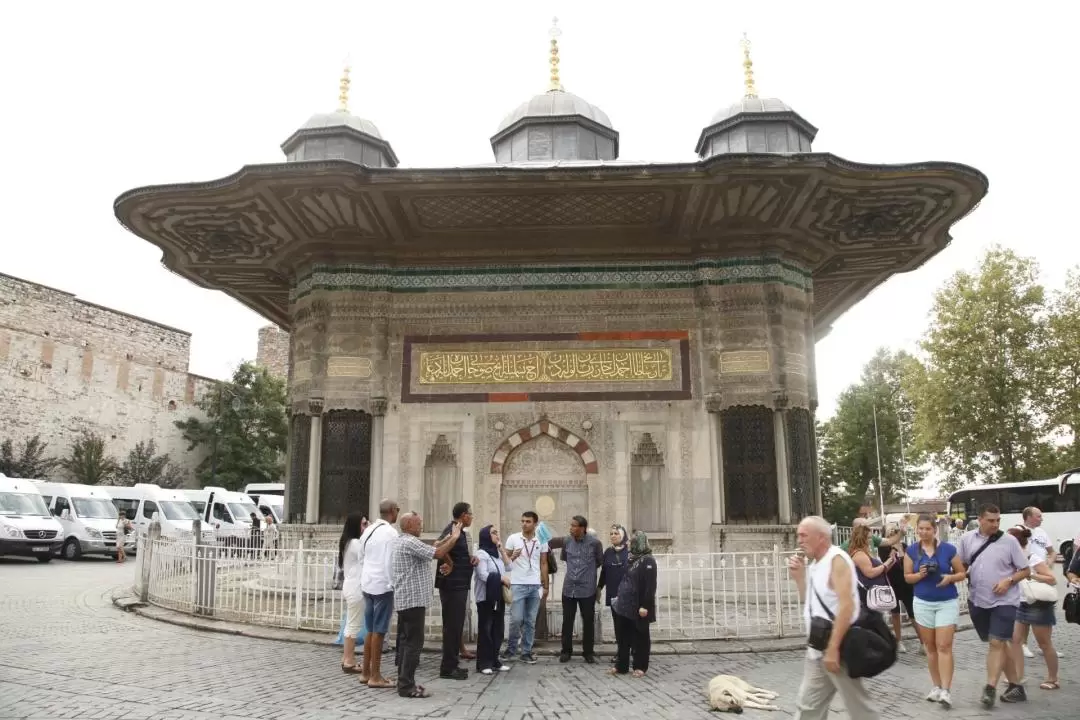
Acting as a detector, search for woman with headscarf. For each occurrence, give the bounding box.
[609,531,657,678]
[473,524,512,675]
[596,524,629,662]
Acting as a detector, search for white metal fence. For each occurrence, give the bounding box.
[142,536,969,642]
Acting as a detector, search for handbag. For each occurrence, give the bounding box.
[1064,588,1080,624]
[863,583,898,613]
[1020,578,1057,604]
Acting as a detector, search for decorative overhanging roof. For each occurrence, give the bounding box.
[113,154,987,335]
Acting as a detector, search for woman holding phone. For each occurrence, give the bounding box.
[904,514,966,708]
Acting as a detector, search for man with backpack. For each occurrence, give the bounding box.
[958,504,1031,707]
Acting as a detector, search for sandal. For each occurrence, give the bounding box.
[402,685,431,698]
[341,664,363,675]
[632,670,646,678]
[1039,681,1060,690]
[460,650,477,660]
[367,678,394,688]
[607,667,625,676]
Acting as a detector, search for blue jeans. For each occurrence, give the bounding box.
[508,584,542,655]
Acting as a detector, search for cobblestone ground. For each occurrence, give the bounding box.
[1,556,1078,720]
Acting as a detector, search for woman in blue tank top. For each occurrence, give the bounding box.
[903,514,966,708]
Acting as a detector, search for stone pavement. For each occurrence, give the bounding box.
[1,556,1078,720]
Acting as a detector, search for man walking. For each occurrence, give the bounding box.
[357,498,399,688]
[391,512,460,699]
[436,502,476,680]
[1020,506,1061,658]
[958,504,1030,707]
[502,511,549,664]
[549,515,603,663]
[787,516,879,720]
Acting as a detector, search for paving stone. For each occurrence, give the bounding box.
[1,556,1078,720]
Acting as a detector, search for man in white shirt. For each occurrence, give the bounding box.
[1021,506,1062,660]
[788,516,879,720]
[500,511,549,664]
[358,499,400,687]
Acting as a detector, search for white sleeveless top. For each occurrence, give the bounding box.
[803,545,860,659]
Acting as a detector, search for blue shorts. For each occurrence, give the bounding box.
[363,591,394,635]
[968,601,1017,642]
[913,597,960,628]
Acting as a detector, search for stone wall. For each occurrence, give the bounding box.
[0,273,213,484]
[256,325,290,381]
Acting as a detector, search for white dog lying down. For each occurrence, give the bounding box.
[707,674,781,713]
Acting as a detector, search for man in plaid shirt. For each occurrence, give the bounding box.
[391,512,461,699]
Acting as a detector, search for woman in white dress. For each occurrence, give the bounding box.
[338,513,366,674]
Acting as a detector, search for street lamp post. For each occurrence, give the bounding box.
[897,409,909,513]
[872,400,886,519]
[210,388,243,485]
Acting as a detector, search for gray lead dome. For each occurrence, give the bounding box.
[696,96,818,159]
[491,89,619,163]
[281,110,399,168]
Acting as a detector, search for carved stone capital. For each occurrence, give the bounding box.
[773,390,789,411]
[370,396,388,417]
[705,393,723,414]
[308,397,325,416]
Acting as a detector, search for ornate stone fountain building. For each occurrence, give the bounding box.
[114,32,986,551]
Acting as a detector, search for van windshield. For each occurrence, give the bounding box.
[228,502,259,521]
[159,501,200,521]
[72,498,119,519]
[0,492,50,517]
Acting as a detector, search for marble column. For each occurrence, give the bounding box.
[706,394,724,524]
[368,397,387,520]
[810,398,823,516]
[305,398,324,524]
[773,391,792,525]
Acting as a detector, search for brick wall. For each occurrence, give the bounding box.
[0,273,212,485]
[256,324,290,380]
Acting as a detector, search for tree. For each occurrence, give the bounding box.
[0,435,60,478]
[912,247,1054,490]
[175,361,287,491]
[117,440,186,488]
[60,431,119,485]
[1043,266,1080,466]
[818,347,925,524]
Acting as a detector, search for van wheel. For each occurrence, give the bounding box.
[62,538,82,561]
[36,555,52,563]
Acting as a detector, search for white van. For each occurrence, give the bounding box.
[104,484,214,545]
[36,482,133,560]
[0,474,64,562]
[188,486,259,547]
[243,482,284,502]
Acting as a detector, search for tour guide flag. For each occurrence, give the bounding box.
[536,521,552,545]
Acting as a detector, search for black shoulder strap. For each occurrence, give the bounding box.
[809,569,835,621]
[966,531,1003,570]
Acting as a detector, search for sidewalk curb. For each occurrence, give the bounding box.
[112,589,973,655]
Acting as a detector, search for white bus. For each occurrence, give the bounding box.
[946,468,1080,561]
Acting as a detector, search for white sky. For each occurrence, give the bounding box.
[2,1,1077,419]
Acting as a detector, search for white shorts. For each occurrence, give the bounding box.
[345,598,365,636]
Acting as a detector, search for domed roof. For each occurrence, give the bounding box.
[298,111,384,140]
[496,89,613,134]
[708,97,793,125]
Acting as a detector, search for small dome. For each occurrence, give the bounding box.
[298,111,384,140]
[709,97,793,125]
[496,90,613,134]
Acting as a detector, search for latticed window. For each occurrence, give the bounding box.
[319,410,372,524]
[423,434,460,525]
[287,414,311,522]
[630,433,668,533]
[787,408,817,520]
[721,405,779,525]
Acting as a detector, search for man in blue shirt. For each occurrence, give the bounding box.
[549,515,603,663]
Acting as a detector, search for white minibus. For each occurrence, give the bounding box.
[36,482,133,560]
[0,474,64,562]
[188,486,259,547]
[104,484,214,545]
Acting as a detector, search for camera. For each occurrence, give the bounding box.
[923,559,939,574]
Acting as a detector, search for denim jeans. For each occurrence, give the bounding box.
[509,584,542,654]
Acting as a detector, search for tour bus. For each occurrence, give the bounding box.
[0,474,64,562]
[104,484,214,545]
[946,468,1080,561]
[186,486,260,547]
[35,482,134,560]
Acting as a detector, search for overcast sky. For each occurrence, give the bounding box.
[2,1,1077,419]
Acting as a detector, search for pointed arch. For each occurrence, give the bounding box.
[490,419,598,476]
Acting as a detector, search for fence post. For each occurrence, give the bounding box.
[772,544,784,638]
[139,522,162,603]
[294,540,305,629]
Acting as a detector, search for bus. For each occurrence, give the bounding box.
[946,468,1080,561]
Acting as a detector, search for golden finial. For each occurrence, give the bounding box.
[740,33,758,99]
[338,60,352,113]
[547,17,563,92]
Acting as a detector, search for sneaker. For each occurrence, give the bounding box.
[521,653,538,664]
[439,668,468,680]
[1023,645,1035,658]
[938,689,952,709]
[926,687,942,702]
[1001,684,1027,703]
[497,664,511,672]
[980,684,996,708]
[559,654,571,663]
[480,668,494,675]
[898,641,908,654]
[499,650,516,661]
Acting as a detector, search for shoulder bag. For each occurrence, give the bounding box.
[856,553,897,613]
[1063,587,1080,624]
[963,530,1002,587]
[810,571,898,678]
[1020,578,1057,604]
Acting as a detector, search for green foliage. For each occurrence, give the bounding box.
[1043,267,1080,466]
[912,247,1054,490]
[60,431,119,485]
[818,348,924,523]
[116,440,186,488]
[0,435,60,479]
[175,362,287,491]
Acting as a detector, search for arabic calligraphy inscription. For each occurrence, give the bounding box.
[418,348,673,385]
